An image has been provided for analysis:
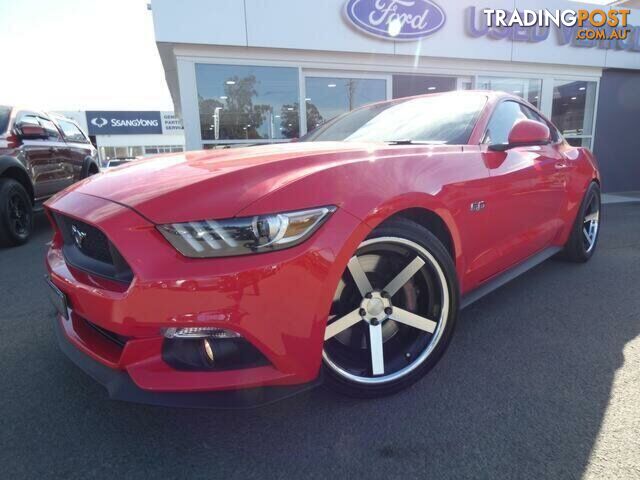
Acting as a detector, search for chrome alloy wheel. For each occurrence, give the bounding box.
[583,195,600,253]
[323,237,449,385]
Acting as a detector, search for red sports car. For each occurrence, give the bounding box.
[45,91,601,407]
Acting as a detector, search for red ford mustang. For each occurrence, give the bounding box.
[45,91,601,407]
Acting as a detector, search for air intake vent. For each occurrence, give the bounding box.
[54,214,133,285]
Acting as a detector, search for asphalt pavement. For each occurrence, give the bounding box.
[1,203,639,479]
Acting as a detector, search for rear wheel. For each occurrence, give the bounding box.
[323,219,459,398]
[562,182,601,263]
[0,178,33,247]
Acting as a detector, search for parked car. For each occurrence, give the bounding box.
[0,106,100,247]
[104,158,135,169]
[45,91,600,406]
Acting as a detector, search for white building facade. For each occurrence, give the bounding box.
[150,0,640,192]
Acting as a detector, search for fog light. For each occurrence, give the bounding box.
[203,338,215,364]
[163,327,241,339]
[162,334,269,372]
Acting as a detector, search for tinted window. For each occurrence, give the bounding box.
[552,80,597,138]
[0,106,11,134]
[38,117,62,141]
[484,101,528,145]
[305,77,386,131]
[477,77,542,108]
[57,119,87,143]
[304,94,487,145]
[196,64,300,141]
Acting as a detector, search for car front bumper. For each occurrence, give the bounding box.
[45,191,367,405]
[52,312,322,408]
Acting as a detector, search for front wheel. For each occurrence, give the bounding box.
[0,178,33,248]
[323,218,459,398]
[562,182,601,263]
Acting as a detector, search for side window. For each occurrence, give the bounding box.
[484,101,528,145]
[57,119,88,143]
[37,116,62,141]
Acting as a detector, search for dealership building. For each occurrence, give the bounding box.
[54,110,185,165]
[150,0,640,192]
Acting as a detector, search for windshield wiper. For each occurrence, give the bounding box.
[385,140,446,145]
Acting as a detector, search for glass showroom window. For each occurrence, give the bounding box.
[304,77,387,132]
[477,76,542,108]
[551,80,597,148]
[145,145,184,155]
[392,75,457,98]
[196,64,300,142]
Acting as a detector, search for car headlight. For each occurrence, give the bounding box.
[157,206,336,258]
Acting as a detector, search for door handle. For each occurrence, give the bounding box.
[49,147,59,154]
[555,162,568,169]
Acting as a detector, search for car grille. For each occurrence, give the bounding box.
[54,214,133,285]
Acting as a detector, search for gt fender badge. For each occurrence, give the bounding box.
[470,201,486,212]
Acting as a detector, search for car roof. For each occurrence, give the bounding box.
[389,89,523,103]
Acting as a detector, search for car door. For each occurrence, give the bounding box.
[479,100,566,279]
[15,112,60,200]
[55,117,92,181]
[37,115,76,192]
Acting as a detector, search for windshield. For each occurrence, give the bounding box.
[0,106,11,135]
[302,94,486,145]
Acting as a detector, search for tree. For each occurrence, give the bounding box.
[221,75,270,139]
[305,102,324,133]
[280,103,299,139]
[198,75,271,140]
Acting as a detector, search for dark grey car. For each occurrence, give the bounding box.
[0,106,100,247]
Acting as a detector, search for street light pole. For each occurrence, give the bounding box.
[213,107,222,140]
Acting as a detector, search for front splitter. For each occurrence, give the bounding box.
[52,316,322,409]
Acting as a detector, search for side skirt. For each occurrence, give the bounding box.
[460,246,562,309]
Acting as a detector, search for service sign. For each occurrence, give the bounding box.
[345,0,446,41]
[86,111,163,135]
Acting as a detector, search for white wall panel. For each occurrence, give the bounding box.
[393,0,514,62]
[512,0,607,67]
[245,0,394,55]
[152,0,247,46]
[152,0,640,70]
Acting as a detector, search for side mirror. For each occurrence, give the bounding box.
[489,119,550,152]
[17,124,48,140]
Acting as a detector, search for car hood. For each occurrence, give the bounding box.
[71,142,383,224]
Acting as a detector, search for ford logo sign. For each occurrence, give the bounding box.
[344,0,446,41]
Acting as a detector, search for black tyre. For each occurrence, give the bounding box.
[562,182,601,263]
[0,178,33,248]
[323,218,459,398]
[82,160,100,178]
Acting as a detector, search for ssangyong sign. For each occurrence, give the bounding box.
[86,111,163,135]
[344,0,446,41]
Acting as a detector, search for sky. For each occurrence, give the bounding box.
[0,0,174,111]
